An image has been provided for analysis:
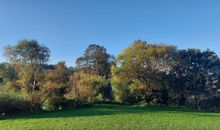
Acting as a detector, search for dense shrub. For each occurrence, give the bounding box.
[186,96,220,111]
[0,91,31,115]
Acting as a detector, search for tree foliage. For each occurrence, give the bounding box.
[65,72,109,105]
[76,44,113,77]
[43,62,71,110]
[113,40,178,104]
[75,44,114,100]
[1,39,220,114]
[3,39,50,111]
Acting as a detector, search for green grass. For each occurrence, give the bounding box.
[0,104,220,130]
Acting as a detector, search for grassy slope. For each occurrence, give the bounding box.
[0,104,220,130]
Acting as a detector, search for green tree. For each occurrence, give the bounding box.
[175,49,220,110]
[111,65,130,103]
[0,62,17,83]
[76,44,113,77]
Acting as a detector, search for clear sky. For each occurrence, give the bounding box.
[0,0,220,66]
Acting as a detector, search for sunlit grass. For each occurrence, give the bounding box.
[0,104,220,130]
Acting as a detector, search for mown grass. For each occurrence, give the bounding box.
[0,104,220,130]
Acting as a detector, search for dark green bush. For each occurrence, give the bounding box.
[0,91,31,115]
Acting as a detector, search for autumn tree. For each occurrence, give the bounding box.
[65,72,109,106]
[76,44,114,100]
[112,40,178,104]
[43,62,71,110]
[4,39,50,111]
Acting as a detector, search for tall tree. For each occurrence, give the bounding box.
[4,39,50,111]
[76,44,114,100]
[76,44,113,77]
[43,62,71,110]
[113,40,178,104]
[176,49,220,110]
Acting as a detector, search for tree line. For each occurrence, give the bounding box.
[0,39,220,115]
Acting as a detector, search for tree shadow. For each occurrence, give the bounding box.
[1,104,220,120]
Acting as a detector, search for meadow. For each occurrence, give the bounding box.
[0,104,219,130]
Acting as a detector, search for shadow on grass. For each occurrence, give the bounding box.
[2,104,220,120]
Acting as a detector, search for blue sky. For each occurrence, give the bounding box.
[0,0,220,66]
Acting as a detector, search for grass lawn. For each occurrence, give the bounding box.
[0,104,220,130]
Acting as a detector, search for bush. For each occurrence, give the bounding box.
[0,91,31,115]
[199,96,220,111]
[42,97,65,111]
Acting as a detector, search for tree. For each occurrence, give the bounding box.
[65,72,109,105]
[76,44,114,100]
[43,62,71,110]
[113,40,178,104]
[76,44,113,77]
[0,62,19,94]
[175,49,220,110]
[4,39,50,111]
[0,62,17,84]
[111,65,130,103]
